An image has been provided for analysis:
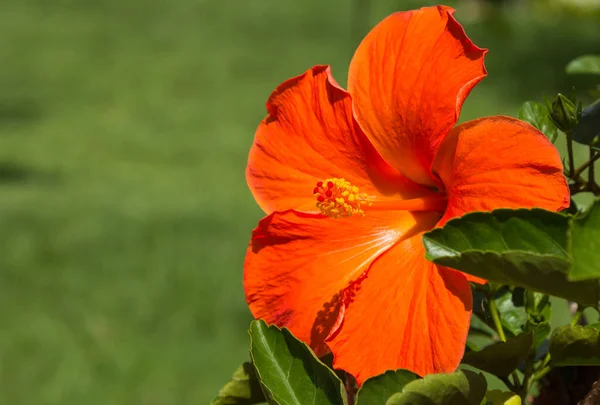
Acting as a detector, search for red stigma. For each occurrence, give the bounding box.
[326,190,333,198]
[317,195,325,202]
[327,181,334,188]
[313,187,319,194]
[316,181,323,187]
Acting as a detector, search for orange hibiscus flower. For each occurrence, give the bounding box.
[244,5,569,384]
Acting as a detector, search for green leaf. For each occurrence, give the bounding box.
[470,312,496,338]
[528,318,551,349]
[523,290,552,348]
[494,288,527,337]
[570,199,600,281]
[212,362,266,405]
[356,369,418,405]
[573,102,600,145]
[249,320,347,405]
[468,315,495,351]
[386,370,487,405]
[485,390,521,405]
[589,322,600,331]
[566,55,600,75]
[423,209,600,307]
[462,333,533,377]
[517,101,558,142]
[523,290,550,318]
[549,325,600,366]
[466,339,480,352]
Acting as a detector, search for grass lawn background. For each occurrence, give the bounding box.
[0,0,598,403]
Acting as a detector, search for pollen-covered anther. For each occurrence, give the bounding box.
[313,178,371,218]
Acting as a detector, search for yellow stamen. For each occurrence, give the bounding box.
[313,178,447,218]
[313,178,371,218]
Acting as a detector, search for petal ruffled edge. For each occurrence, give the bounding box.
[247,65,429,214]
[432,116,570,227]
[348,6,487,187]
[431,116,569,284]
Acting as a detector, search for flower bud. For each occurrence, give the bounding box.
[548,93,582,132]
[524,290,549,317]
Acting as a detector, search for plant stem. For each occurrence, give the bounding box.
[520,361,533,400]
[489,296,523,391]
[539,353,551,370]
[571,309,584,326]
[525,354,552,395]
[522,374,532,400]
[589,148,597,194]
[344,372,357,405]
[489,297,506,342]
[572,151,600,180]
[530,365,552,385]
[519,327,543,400]
[566,130,576,177]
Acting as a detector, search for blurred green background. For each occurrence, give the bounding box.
[0,0,598,403]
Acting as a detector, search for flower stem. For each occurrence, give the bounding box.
[489,296,522,391]
[589,148,597,194]
[539,353,551,370]
[521,368,533,399]
[571,308,584,326]
[489,297,506,342]
[566,130,576,177]
[525,353,552,395]
[530,365,552,386]
[572,151,600,180]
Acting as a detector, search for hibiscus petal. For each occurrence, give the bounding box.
[326,234,472,384]
[244,209,432,356]
[247,65,428,215]
[432,116,570,227]
[348,6,487,187]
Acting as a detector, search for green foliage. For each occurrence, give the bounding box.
[528,319,552,350]
[547,93,582,132]
[212,362,266,405]
[386,370,487,405]
[523,291,549,318]
[5,0,600,401]
[517,101,558,142]
[522,291,552,348]
[494,289,528,337]
[423,209,600,306]
[549,325,600,366]
[566,55,600,75]
[357,370,418,405]
[484,390,521,405]
[462,333,533,377]
[573,102,600,145]
[570,200,600,280]
[249,320,347,405]
[236,323,493,405]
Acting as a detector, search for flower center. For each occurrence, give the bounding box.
[313,178,447,218]
[313,178,371,218]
